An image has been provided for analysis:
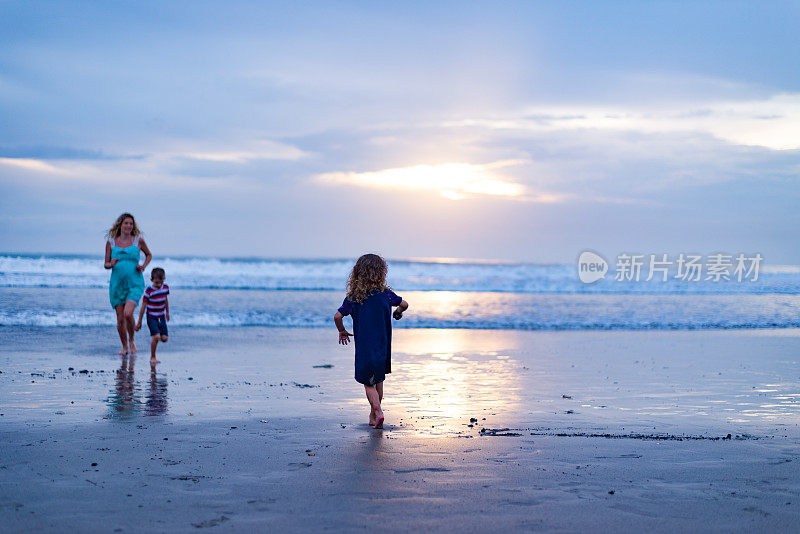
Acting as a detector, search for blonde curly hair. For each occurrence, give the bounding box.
[105,212,141,239]
[346,254,391,303]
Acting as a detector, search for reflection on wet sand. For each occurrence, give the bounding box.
[106,355,140,419]
[145,363,168,416]
[361,328,800,436]
[360,429,386,466]
[386,329,524,435]
[106,356,168,418]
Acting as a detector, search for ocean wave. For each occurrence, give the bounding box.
[2,254,799,294]
[2,311,798,330]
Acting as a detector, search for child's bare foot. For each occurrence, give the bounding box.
[129,342,137,354]
[117,347,128,355]
[374,410,384,429]
[150,358,161,364]
[369,411,376,426]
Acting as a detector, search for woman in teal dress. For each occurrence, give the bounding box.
[104,213,152,355]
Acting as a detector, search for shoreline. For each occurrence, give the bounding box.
[3,287,800,330]
[2,327,800,431]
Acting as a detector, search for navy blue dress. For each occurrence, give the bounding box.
[338,289,402,386]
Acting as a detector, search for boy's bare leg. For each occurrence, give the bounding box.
[115,305,128,354]
[150,336,160,363]
[124,300,137,353]
[364,385,383,428]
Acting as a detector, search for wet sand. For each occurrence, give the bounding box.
[1,327,800,531]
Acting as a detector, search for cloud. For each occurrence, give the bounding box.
[171,140,309,163]
[0,138,311,188]
[0,157,68,174]
[0,154,229,190]
[0,145,140,160]
[442,93,800,151]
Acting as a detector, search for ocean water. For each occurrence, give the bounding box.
[1,254,799,330]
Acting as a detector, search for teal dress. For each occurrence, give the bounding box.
[108,236,145,308]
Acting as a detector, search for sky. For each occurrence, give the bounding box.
[1,1,799,263]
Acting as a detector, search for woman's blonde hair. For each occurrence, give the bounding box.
[106,212,141,239]
[346,254,391,303]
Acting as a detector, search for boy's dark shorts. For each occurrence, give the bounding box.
[146,315,168,337]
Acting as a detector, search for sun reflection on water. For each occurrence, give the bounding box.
[386,329,524,435]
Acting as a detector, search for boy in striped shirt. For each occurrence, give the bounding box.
[135,267,170,364]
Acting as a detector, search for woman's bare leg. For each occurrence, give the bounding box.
[124,300,137,353]
[115,305,128,354]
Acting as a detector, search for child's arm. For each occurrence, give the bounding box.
[392,299,409,320]
[135,300,145,331]
[165,296,169,322]
[334,312,353,345]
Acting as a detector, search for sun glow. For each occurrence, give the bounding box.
[316,161,527,200]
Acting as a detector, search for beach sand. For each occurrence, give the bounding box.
[1,327,799,532]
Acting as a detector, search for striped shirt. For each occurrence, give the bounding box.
[143,284,169,317]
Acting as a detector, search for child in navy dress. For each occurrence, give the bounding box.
[334,254,409,429]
